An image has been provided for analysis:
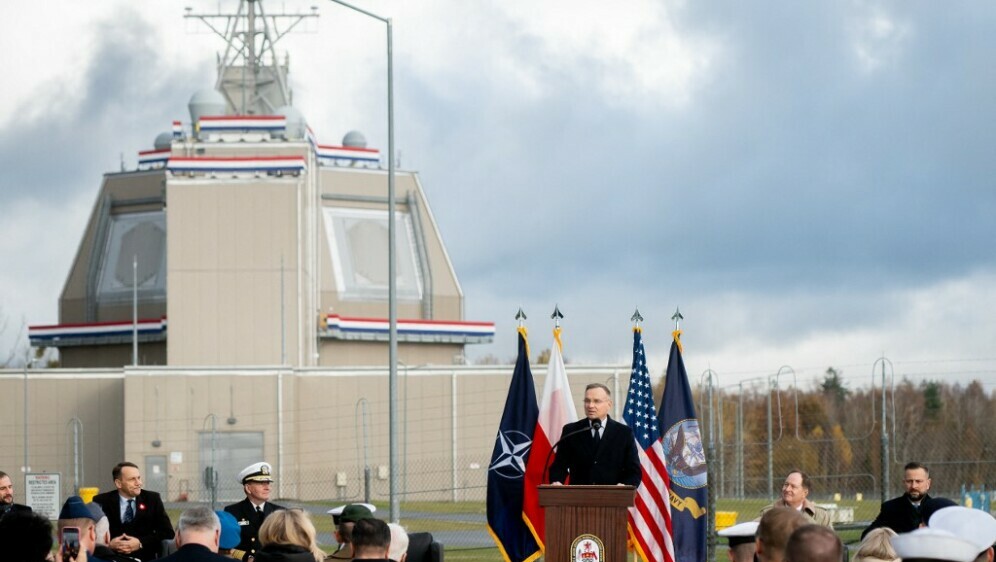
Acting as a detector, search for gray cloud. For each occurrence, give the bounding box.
[4,1,995,379]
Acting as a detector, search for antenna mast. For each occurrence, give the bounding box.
[184,0,319,114]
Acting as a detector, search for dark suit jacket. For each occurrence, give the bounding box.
[159,543,233,562]
[92,489,175,561]
[0,503,32,520]
[862,494,956,538]
[548,416,642,486]
[224,498,285,560]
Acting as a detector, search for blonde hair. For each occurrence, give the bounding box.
[258,509,325,562]
[853,528,900,562]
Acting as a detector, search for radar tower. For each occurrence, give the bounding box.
[184,0,319,114]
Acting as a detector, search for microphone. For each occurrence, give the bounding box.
[543,420,601,484]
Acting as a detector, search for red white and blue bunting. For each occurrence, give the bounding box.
[29,318,168,347]
[197,115,287,132]
[322,314,495,344]
[167,156,307,174]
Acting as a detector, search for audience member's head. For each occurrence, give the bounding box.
[0,510,54,562]
[929,506,996,562]
[57,496,98,555]
[892,527,981,562]
[388,523,409,562]
[338,504,375,542]
[785,524,843,562]
[258,509,325,562]
[351,518,391,560]
[175,506,221,552]
[780,470,812,510]
[86,502,111,547]
[718,521,759,562]
[853,527,899,562]
[756,507,808,562]
[216,510,242,552]
[0,470,16,508]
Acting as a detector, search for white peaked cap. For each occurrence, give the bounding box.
[238,461,274,483]
[929,506,996,555]
[891,528,981,562]
[718,521,758,538]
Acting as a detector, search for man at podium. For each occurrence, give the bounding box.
[549,383,642,486]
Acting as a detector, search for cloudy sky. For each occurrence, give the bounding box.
[2,1,995,389]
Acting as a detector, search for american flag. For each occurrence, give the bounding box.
[623,328,674,562]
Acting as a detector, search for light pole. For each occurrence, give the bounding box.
[326,0,398,523]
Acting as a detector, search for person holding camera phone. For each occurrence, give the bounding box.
[57,495,110,562]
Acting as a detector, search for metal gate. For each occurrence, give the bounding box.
[198,431,264,503]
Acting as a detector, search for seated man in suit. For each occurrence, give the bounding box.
[862,462,955,538]
[92,461,175,561]
[549,383,641,486]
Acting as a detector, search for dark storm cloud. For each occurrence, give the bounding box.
[0,10,211,204]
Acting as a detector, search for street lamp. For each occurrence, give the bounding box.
[326,0,398,523]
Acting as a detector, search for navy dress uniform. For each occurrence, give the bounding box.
[224,462,285,561]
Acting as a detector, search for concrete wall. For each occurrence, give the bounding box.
[0,371,125,501]
[0,364,630,504]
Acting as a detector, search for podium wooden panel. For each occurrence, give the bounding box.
[539,485,635,562]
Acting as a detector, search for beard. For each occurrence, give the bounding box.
[907,490,925,501]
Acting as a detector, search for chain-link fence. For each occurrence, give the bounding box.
[2,361,994,559]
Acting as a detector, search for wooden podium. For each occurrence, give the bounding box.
[538,485,636,562]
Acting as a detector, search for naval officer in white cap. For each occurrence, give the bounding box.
[717,521,759,562]
[929,506,996,562]
[891,527,981,562]
[224,462,285,561]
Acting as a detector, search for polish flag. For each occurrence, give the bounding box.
[522,326,577,549]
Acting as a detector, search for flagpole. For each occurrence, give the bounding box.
[701,367,718,562]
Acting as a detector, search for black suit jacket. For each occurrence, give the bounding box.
[224,498,285,559]
[0,503,32,520]
[548,416,642,486]
[159,543,233,562]
[862,494,955,538]
[92,489,175,562]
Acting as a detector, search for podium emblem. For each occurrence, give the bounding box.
[571,534,604,562]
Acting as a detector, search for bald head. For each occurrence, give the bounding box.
[785,525,842,562]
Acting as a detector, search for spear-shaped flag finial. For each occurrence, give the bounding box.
[631,307,644,325]
[551,305,564,327]
[671,307,683,331]
[515,307,527,327]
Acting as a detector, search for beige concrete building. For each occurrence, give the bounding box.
[0,365,631,505]
[30,0,492,369]
[8,1,637,517]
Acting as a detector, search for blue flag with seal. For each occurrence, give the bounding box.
[657,329,708,562]
[486,327,542,562]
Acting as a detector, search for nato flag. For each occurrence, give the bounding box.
[486,328,542,562]
[657,331,708,562]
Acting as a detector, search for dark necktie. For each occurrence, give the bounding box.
[123,500,135,523]
[256,505,264,520]
[593,423,601,448]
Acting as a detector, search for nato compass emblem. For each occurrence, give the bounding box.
[489,430,532,479]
